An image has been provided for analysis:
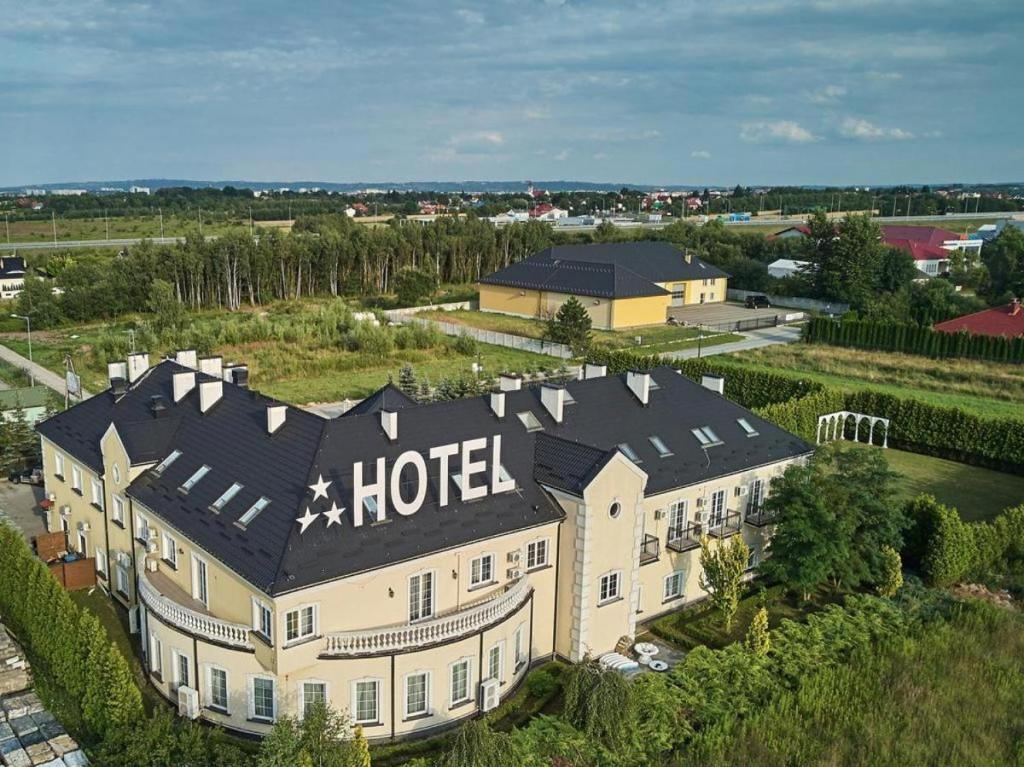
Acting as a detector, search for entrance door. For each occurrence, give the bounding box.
[670,283,685,307]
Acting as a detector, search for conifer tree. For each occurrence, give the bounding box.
[745,606,770,657]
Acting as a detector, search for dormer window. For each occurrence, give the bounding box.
[152,450,181,477]
[363,496,380,520]
[648,436,672,457]
[517,411,543,432]
[737,418,759,437]
[179,465,211,493]
[691,427,722,448]
[618,443,641,464]
[211,482,243,512]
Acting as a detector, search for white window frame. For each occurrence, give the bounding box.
[94,547,107,577]
[161,531,177,568]
[486,641,504,683]
[403,670,431,719]
[149,632,163,677]
[112,495,125,525]
[469,553,495,588]
[408,570,435,623]
[71,464,82,492]
[249,675,276,722]
[448,657,472,707]
[54,452,65,479]
[598,570,622,605]
[514,624,527,668]
[749,478,765,512]
[663,570,685,601]
[525,538,549,571]
[709,489,726,526]
[191,554,209,608]
[351,678,381,725]
[299,679,329,720]
[77,530,87,556]
[252,598,273,644]
[135,512,150,543]
[115,564,130,596]
[90,479,103,509]
[284,604,318,644]
[172,649,190,691]
[668,499,688,533]
[206,664,230,713]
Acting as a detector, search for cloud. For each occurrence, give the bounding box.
[553,148,570,161]
[805,84,846,104]
[448,131,504,148]
[690,149,712,159]
[838,117,914,140]
[455,8,485,25]
[740,121,818,144]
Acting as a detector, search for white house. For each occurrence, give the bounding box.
[767,259,811,279]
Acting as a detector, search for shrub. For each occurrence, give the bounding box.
[453,332,477,356]
[525,667,559,699]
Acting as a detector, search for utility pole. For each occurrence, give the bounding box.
[906,194,911,217]
[159,207,164,238]
[249,206,254,237]
[198,206,203,236]
[4,214,8,243]
[51,212,57,244]
[891,196,897,217]
[104,209,109,240]
[126,328,136,353]
[10,313,34,386]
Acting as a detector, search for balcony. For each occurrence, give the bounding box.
[138,567,253,650]
[323,577,532,657]
[706,510,743,538]
[666,523,701,553]
[639,533,660,565]
[744,506,777,528]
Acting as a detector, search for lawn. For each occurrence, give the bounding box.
[723,343,1024,422]
[3,214,247,243]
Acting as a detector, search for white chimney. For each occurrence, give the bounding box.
[127,352,150,383]
[198,379,223,413]
[540,385,565,423]
[489,391,506,419]
[198,356,223,379]
[585,363,607,380]
[172,371,196,403]
[267,405,287,434]
[701,374,725,395]
[107,361,128,385]
[499,374,522,392]
[175,349,198,369]
[626,371,651,406]
[380,410,398,441]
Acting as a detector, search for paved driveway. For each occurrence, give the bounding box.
[0,480,48,540]
[661,324,803,361]
[667,301,791,327]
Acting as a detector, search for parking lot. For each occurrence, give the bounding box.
[0,481,47,540]
[667,301,792,328]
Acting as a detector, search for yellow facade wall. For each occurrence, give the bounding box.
[609,294,671,328]
[479,283,670,330]
[657,277,729,306]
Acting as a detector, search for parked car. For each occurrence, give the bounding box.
[7,467,43,485]
[744,295,771,309]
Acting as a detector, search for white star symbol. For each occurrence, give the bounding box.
[309,474,332,501]
[295,507,320,534]
[323,502,346,527]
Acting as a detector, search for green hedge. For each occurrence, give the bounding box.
[804,316,1024,364]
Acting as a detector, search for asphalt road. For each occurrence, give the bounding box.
[661,324,803,361]
[0,344,91,399]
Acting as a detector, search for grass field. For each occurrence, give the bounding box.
[3,214,246,242]
[724,343,1024,422]
[416,308,743,352]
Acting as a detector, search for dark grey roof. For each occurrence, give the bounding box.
[479,258,668,299]
[39,362,810,596]
[0,256,25,278]
[539,242,729,282]
[343,383,416,417]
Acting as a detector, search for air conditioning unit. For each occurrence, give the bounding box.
[128,605,140,634]
[507,567,522,580]
[147,529,159,542]
[507,550,521,565]
[116,551,131,568]
[146,559,159,573]
[60,505,71,517]
[695,497,706,509]
[654,509,665,521]
[479,679,500,712]
[177,685,200,720]
[735,486,748,497]
[77,521,90,532]
[697,509,711,526]
[146,539,159,554]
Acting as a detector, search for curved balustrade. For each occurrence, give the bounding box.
[138,572,253,649]
[324,577,532,657]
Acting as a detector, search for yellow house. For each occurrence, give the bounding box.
[479,242,730,330]
[36,352,809,742]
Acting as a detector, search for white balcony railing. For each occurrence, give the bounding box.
[138,571,254,650]
[324,577,532,657]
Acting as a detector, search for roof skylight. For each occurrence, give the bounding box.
[618,443,641,463]
[517,411,544,432]
[498,465,514,485]
[563,390,577,405]
[152,449,182,477]
[737,418,759,437]
[691,427,723,448]
[179,465,211,493]
[237,496,270,528]
[649,436,673,457]
[211,482,243,512]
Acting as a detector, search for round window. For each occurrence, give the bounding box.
[609,501,621,519]
[112,464,121,485]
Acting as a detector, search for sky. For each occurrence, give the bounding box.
[2,0,1022,187]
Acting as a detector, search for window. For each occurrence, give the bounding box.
[470,554,494,587]
[405,672,430,718]
[516,411,543,432]
[737,418,759,437]
[179,465,210,493]
[192,555,209,607]
[152,449,182,476]
[487,643,503,682]
[362,496,379,521]
[709,490,726,526]
[54,453,65,479]
[161,532,177,568]
[135,514,150,543]
[409,572,434,622]
[497,464,515,488]
[208,667,229,712]
[90,479,104,509]
[112,464,121,485]
[285,605,317,643]
[608,501,621,519]
[599,571,621,604]
[514,625,526,668]
[149,633,162,678]
[71,465,82,492]
[251,677,275,721]
[211,482,243,512]
[749,478,765,512]
[352,680,379,724]
[94,547,107,577]
[252,599,272,643]
[115,565,130,596]
[450,659,471,706]
[664,571,685,601]
[691,426,722,447]
[300,681,327,719]
[112,495,125,526]
[77,531,87,557]
[648,436,672,457]
[617,442,641,463]
[668,499,688,534]
[747,549,760,571]
[238,497,270,528]
[526,539,548,570]
[174,651,190,691]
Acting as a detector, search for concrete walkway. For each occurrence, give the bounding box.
[0,344,91,399]
[661,324,803,361]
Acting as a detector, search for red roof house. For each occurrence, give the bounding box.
[934,299,1024,338]
[881,225,964,248]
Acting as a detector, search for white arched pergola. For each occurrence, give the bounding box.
[816,410,890,448]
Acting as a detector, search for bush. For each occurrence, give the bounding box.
[453,332,477,356]
[525,667,559,699]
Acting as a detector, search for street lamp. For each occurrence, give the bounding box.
[10,313,34,386]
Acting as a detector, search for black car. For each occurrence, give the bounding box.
[745,295,771,309]
[7,467,43,485]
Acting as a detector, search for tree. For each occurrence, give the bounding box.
[394,267,435,306]
[15,270,63,328]
[745,606,770,657]
[397,363,418,398]
[545,296,593,355]
[258,716,301,767]
[698,535,749,630]
[877,545,904,597]
[982,225,1024,300]
[801,212,887,308]
[297,701,355,767]
[561,659,637,752]
[148,277,185,331]
[440,718,511,767]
